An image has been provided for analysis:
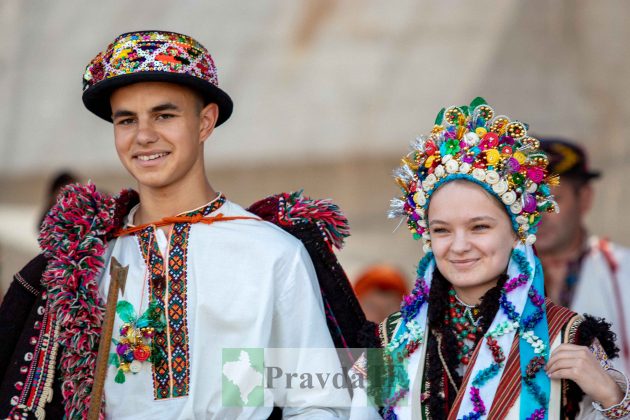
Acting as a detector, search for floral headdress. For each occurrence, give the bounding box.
[389,97,558,252]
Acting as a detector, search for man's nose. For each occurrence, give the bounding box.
[136,119,158,145]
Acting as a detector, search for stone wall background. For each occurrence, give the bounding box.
[1,0,629,295]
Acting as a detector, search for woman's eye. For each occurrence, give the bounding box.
[431,227,448,234]
[472,224,490,231]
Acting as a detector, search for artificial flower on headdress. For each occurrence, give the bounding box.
[388,97,558,253]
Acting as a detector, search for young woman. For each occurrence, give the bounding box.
[373,98,630,419]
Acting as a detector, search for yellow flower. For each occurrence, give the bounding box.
[513,152,526,164]
[486,149,500,165]
[475,127,487,137]
[424,155,437,168]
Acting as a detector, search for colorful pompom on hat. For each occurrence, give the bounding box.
[389,97,559,251]
[82,30,233,126]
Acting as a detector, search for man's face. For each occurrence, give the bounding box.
[110,81,217,191]
[359,289,405,324]
[536,179,592,254]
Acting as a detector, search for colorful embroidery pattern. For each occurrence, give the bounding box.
[135,195,225,399]
[167,221,191,398]
[137,227,170,399]
[83,31,219,91]
[8,294,61,419]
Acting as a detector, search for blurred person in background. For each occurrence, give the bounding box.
[353,264,408,323]
[537,138,630,374]
[38,170,79,228]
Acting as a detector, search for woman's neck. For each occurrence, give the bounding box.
[452,281,499,306]
[451,276,505,306]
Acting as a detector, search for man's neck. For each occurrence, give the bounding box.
[540,227,589,305]
[541,227,589,265]
[135,180,218,225]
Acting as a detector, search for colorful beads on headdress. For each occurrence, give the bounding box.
[389,97,559,250]
[83,31,219,91]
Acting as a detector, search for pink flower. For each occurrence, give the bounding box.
[527,167,545,183]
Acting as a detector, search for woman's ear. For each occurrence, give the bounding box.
[199,103,219,143]
[512,232,520,249]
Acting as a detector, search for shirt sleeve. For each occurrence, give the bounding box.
[577,340,630,419]
[270,244,351,419]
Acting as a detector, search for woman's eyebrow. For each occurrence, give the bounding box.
[428,219,447,225]
[469,216,497,222]
[429,216,497,225]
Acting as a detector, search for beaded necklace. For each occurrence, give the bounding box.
[446,289,483,365]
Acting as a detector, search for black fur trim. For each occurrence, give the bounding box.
[563,314,619,419]
[575,315,619,359]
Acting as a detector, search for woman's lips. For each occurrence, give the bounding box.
[449,258,480,269]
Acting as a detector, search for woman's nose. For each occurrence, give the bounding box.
[450,231,472,253]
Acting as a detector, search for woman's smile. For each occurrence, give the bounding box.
[448,258,480,270]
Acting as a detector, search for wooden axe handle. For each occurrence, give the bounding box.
[87,257,128,420]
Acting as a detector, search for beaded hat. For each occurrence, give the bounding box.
[82,30,233,126]
[389,97,558,252]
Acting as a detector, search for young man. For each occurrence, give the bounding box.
[537,138,630,374]
[0,30,354,419]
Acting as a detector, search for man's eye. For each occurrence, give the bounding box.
[157,113,175,120]
[116,118,135,125]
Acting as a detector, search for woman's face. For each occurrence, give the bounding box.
[427,181,517,304]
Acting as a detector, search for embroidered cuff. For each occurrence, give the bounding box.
[592,368,630,419]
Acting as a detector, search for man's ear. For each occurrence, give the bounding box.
[578,183,594,215]
[199,103,219,143]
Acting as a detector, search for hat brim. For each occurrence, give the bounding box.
[561,168,601,181]
[82,72,233,126]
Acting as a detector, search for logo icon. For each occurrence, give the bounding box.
[222,348,264,407]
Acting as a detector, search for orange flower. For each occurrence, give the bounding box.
[133,345,151,362]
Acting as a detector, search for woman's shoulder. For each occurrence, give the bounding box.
[546,298,619,359]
